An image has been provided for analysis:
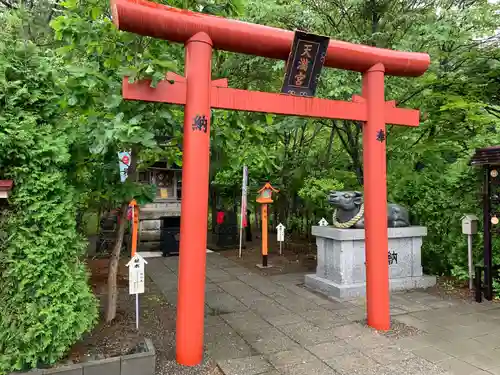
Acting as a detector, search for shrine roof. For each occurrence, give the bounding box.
[470,146,500,166]
[0,180,13,191]
[257,182,279,193]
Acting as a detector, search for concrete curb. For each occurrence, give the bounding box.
[10,338,156,375]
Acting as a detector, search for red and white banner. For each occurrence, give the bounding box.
[241,165,248,228]
[239,165,248,257]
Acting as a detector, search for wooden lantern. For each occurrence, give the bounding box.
[256,182,279,204]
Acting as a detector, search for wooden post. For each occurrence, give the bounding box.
[261,204,268,267]
[256,182,279,269]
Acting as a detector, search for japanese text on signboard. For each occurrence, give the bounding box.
[281,31,329,97]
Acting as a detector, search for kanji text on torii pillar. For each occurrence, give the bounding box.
[110,0,430,366]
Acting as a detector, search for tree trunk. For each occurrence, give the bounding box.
[233,188,238,212]
[255,203,261,231]
[323,126,335,169]
[105,147,138,323]
[210,186,217,233]
[105,202,128,322]
[332,120,364,185]
[245,209,252,242]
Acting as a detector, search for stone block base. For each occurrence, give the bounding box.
[305,273,437,300]
[12,339,156,375]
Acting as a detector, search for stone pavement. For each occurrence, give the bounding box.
[146,253,500,375]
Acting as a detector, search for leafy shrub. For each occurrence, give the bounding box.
[0,173,98,372]
[0,13,97,372]
[389,156,483,276]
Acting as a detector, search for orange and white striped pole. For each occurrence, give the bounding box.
[130,199,138,257]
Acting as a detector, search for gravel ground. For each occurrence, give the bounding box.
[356,319,423,339]
[67,258,223,375]
[136,288,223,375]
[218,233,317,276]
[158,358,222,375]
[426,275,482,303]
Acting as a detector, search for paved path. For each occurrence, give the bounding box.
[147,253,500,375]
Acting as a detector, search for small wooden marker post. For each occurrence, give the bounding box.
[256,182,279,268]
[318,218,329,227]
[276,223,285,256]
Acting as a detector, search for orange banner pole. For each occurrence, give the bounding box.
[130,199,138,257]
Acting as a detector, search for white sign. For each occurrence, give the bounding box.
[118,151,131,183]
[318,218,329,227]
[276,223,286,256]
[276,223,285,242]
[126,253,148,295]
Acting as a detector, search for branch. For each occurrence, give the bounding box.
[302,122,324,146]
[0,0,16,8]
[331,0,363,39]
[485,106,500,119]
[410,128,431,147]
[303,0,342,34]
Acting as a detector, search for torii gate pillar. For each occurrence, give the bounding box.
[362,64,389,329]
[176,33,213,365]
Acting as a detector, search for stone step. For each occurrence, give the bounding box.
[139,230,161,241]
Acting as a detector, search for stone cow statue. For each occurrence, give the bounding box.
[327,191,410,229]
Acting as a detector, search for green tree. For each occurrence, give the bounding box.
[51,0,244,321]
[219,0,500,274]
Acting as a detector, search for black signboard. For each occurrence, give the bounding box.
[281,31,330,97]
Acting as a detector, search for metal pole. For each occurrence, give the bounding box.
[362,63,390,331]
[483,167,493,301]
[135,293,139,330]
[475,265,483,303]
[238,218,244,258]
[176,32,213,366]
[279,240,282,256]
[468,234,473,290]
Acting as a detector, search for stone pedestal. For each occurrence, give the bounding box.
[305,226,436,299]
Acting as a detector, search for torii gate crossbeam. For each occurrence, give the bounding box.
[111,0,430,366]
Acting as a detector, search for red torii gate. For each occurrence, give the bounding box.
[111,0,430,366]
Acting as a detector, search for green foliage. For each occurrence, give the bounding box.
[82,212,99,235]
[214,0,500,282]
[49,0,184,216]
[51,0,244,214]
[0,12,97,372]
[389,158,483,275]
[3,2,500,365]
[298,177,344,218]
